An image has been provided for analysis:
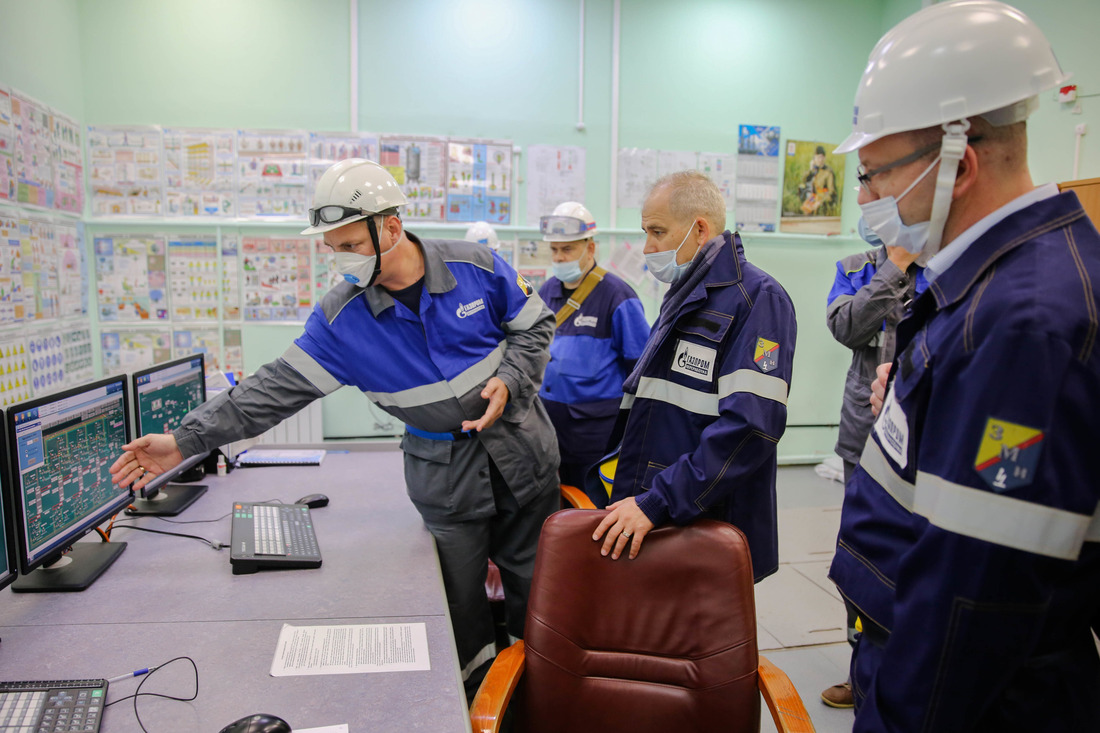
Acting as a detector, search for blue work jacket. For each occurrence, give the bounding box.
[610,231,796,581]
[538,270,650,461]
[830,191,1100,731]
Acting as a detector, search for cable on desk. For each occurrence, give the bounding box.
[107,524,225,551]
[151,498,282,525]
[105,655,199,733]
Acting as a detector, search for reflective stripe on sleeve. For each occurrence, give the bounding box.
[504,295,545,332]
[633,369,788,417]
[914,471,1090,560]
[367,343,505,409]
[858,438,915,512]
[620,393,636,409]
[717,369,788,406]
[281,343,343,396]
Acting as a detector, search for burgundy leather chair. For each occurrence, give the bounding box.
[471,509,814,732]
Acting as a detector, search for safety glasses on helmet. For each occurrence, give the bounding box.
[307,205,365,228]
[539,215,595,239]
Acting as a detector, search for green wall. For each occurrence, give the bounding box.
[2,0,1097,461]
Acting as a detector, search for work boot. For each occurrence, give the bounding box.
[821,681,854,709]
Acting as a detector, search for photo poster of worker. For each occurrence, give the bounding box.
[780,140,844,235]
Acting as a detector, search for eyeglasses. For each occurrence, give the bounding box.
[856,137,983,192]
[308,205,365,228]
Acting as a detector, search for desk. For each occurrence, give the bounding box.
[0,449,473,732]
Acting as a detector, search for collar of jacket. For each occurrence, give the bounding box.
[665,229,744,308]
[362,231,458,316]
[925,191,1086,311]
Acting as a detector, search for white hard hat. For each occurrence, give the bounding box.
[301,158,408,235]
[465,221,500,251]
[541,201,597,242]
[836,0,1070,154]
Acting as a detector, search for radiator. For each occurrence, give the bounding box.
[257,400,325,445]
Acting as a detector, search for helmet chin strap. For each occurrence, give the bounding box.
[365,215,384,287]
[922,119,970,259]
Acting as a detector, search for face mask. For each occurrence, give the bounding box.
[552,258,585,284]
[645,223,696,284]
[334,221,399,286]
[856,217,884,247]
[859,157,939,254]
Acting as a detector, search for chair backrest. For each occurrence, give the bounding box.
[520,510,761,732]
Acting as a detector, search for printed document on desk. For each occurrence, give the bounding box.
[271,623,431,677]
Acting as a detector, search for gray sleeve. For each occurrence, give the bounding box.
[494,294,554,415]
[826,258,912,350]
[172,353,333,458]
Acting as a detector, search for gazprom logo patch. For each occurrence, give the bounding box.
[574,314,598,328]
[671,339,716,382]
[456,299,486,319]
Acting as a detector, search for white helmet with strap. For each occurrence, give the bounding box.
[837,0,1070,254]
[301,158,407,236]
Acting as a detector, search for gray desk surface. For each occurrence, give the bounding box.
[0,450,473,732]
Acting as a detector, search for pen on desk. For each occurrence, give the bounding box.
[106,667,154,684]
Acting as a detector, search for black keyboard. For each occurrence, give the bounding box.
[0,678,107,732]
[230,502,322,575]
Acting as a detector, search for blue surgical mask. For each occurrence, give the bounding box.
[645,223,696,284]
[856,217,883,247]
[859,157,938,254]
[551,258,584,284]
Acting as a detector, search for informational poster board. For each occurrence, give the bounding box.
[237,129,309,219]
[164,127,237,218]
[221,233,241,320]
[87,125,165,216]
[173,327,222,372]
[378,136,447,222]
[51,111,83,214]
[0,335,31,406]
[241,236,311,321]
[0,85,13,203]
[525,144,586,226]
[12,90,55,209]
[699,152,736,210]
[100,328,172,375]
[19,215,58,322]
[736,124,781,233]
[616,148,658,210]
[168,235,219,320]
[445,139,512,224]
[94,234,169,321]
[0,206,24,323]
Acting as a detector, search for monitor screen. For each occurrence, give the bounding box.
[0,411,16,592]
[128,354,209,515]
[7,376,132,591]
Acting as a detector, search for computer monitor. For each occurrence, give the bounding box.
[127,354,209,516]
[0,411,17,593]
[7,376,132,592]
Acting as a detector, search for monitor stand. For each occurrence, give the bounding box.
[125,484,208,517]
[12,542,127,593]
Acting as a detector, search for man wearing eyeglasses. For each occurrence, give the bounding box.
[827,2,1100,731]
[535,201,650,496]
[110,158,561,700]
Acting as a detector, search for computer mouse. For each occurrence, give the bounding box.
[295,493,329,509]
[218,713,291,733]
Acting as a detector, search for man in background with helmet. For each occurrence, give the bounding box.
[110,158,561,699]
[591,171,796,584]
[828,2,1100,729]
[536,201,650,495]
[465,220,500,252]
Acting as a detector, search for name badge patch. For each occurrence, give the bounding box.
[754,337,779,373]
[574,314,598,328]
[974,417,1043,492]
[671,339,717,382]
[874,388,909,469]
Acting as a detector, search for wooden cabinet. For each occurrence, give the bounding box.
[1059,177,1100,228]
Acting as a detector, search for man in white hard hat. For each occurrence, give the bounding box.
[827,2,1100,730]
[110,159,561,699]
[591,171,797,584]
[464,220,500,251]
[536,201,650,496]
